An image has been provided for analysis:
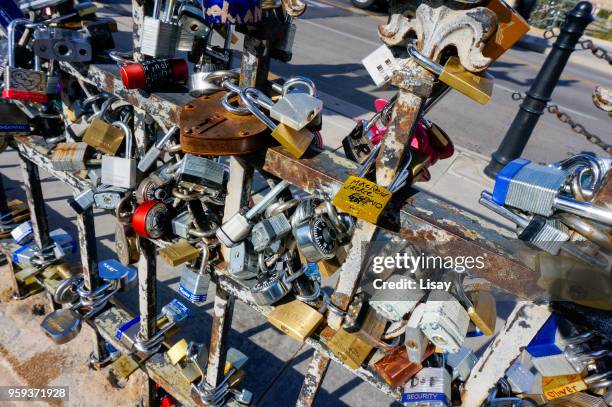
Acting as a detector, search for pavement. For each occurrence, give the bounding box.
[0,1,609,406]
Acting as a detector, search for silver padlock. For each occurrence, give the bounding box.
[505,357,538,395]
[531,346,608,376]
[402,367,452,407]
[251,213,292,253]
[2,19,48,103]
[138,125,179,172]
[69,188,95,214]
[217,180,290,248]
[362,44,397,88]
[446,346,478,382]
[419,290,470,354]
[492,159,612,226]
[32,26,92,62]
[480,192,570,255]
[370,274,425,323]
[268,77,323,131]
[101,121,137,189]
[93,186,126,210]
[172,211,193,239]
[179,3,210,38]
[177,154,225,189]
[178,246,210,305]
[141,0,180,58]
[291,199,338,263]
[404,303,429,364]
[228,240,259,280]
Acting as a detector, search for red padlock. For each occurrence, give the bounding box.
[120,59,188,90]
[132,200,170,239]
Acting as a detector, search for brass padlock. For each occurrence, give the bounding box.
[159,240,201,267]
[180,91,268,156]
[167,338,189,365]
[50,142,89,172]
[484,0,529,61]
[408,46,494,105]
[327,328,373,370]
[352,307,387,348]
[110,354,140,380]
[466,290,497,336]
[83,118,126,156]
[267,300,325,342]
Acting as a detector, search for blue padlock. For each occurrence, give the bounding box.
[98,259,137,291]
[202,0,262,25]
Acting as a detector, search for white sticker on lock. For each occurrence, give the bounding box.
[101,121,137,189]
[362,45,397,88]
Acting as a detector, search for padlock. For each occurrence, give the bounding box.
[542,371,612,401]
[132,200,170,239]
[50,142,88,172]
[342,292,369,333]
[93,186,126,210]
[40,308,82,344]
[98,259,138,292]
[12,228,76,267]
[3,20,48,103]
[101,123,137,189]
[266,299,325,342]
[446,346,478,382]
[342,119,375,165]
[404,303,430,364]
[480,191,571,255]
[505,357,539,394]
[177,154,225,189]
[138,126,179,172]
[250,269,292,306]
[178,2,210,38]
[141,0,180,58]
[419,290,470,354]
[532,347,608,377]
[160,240,201,267]
[178,247,211,305]
[32,26,92,62]
[268,78,323,131]
[327,327,373,370]
[228,239,259,280]
[292,199,339,263]
[332,143,410,224]
[236,87,314,158]
[0,101,31,136]
[82,118,126,156]
[526,314,589,358]
[490,158,612,226]
[407,46,494,105]
[167,338,190,365]
[362,44,397,88]
[171,210,193,239]
[217,180,290,248]
[11,220,33,245]
[484,0,530,61]
[68,188,95,214]
[251,213,292,253]
[346,306,388,349]
[547,391,607,407]
[179,89,268,156]
[202,0,262,24]
[120,58,188,90]
[374,344,435,387]
[115,220,139,266]
[402,367,452,407]
[370,274,425,323]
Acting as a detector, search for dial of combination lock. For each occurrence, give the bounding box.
[295,215,337,262]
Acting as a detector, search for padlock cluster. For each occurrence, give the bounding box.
[1,0,610,405]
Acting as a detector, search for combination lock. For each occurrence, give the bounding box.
[293,199,338,262]
[132,200,170,239]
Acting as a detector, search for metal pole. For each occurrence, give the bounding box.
[484,1,594,178]
[0,173,9,214]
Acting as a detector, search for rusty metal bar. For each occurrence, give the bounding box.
[205,286,236,389]
[462,302,551,406]
[75,207,109,366]
[296,351,331,407]
[259,147,542,300]
[137,236,158,407]
[18,152,50,249]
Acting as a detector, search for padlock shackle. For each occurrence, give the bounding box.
[156,125,179,148]
[407,45,443,76]
[111,120,134,159]
[282,76,317,97]
[554,195,612,227]
[7,19,30,67]
[480,191,529,228]
[108,50,134,65]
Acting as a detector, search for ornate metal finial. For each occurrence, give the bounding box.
[379,2,498,72]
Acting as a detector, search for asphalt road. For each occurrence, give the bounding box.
[270,0,612,163]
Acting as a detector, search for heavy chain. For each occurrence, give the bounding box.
[512,91,612,155]
[543,29,612,65]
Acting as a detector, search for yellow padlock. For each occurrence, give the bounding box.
[332,175,392,224]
